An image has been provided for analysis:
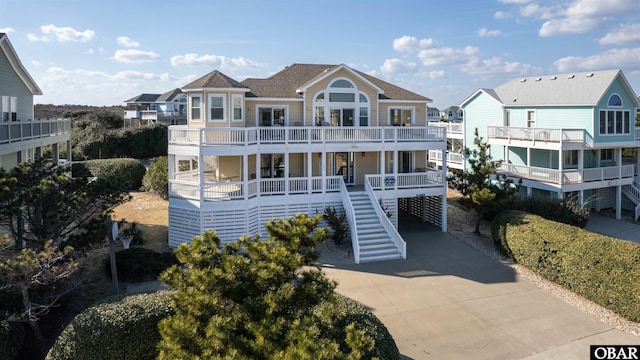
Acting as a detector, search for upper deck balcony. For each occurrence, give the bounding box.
[428,121,463,138]
[124,110,186,121]
[0,118,71,144]
[168,125,446,148]
[487,126,591,149]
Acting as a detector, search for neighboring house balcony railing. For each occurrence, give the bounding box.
[0,118,71,144]
[428,150,464,168]
[124,110,186,120]
[487,126,592,147]
[169,126,446,147]
[169,172,444,201]
[498,163,634,185]
[428,121,463,136]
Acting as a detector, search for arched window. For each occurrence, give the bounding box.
[608,94,622,107]
[330,79,354,88]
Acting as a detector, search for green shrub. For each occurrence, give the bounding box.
[494,195,589,228]
[319,294,400,360]
[72,124,167,160]
[0,320,24,360]
[46,291,174,360]
[105,247,177,283]
[492,211,640,322]
[323,206,348,245]
[76,158,146,191]
[142,156,168,199]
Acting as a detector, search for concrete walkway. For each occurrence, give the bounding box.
[585,212,640,243]
[316,218,639,359]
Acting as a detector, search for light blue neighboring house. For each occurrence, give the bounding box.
[460,69,640,220]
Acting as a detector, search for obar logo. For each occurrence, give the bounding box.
[591,346,640,360]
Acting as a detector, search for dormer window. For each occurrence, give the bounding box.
[608,94,622,107]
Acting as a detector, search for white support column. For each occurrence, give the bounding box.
[616,185,622,220]
[307,152,313,194]
[441,194,447,232]
[321,152,326,193]
[284,153,289,194]
[199,154,204,207]
[243,153,249,201]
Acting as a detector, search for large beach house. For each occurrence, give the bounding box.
[167,63,448,263]
[461,69,640,220]
[0,33,71,171]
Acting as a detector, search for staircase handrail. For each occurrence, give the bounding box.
[623,183,640,203]
[338,180,360,264]
[364,176,407,259]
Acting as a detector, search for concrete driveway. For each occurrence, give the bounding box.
[316,218,639,359]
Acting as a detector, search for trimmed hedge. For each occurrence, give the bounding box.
[0,320,24,360]
[492,211,640,322]
[73,158,146,191]
[47,290,398,360]
[46,291,174,360]
[494,195,590,228]
[320,294,400,360]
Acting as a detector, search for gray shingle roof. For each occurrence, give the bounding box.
[493,69,622,106]
[182,70,249,90]
[240,63,431,101]
[124,93,160,103]
[157,88,184,102]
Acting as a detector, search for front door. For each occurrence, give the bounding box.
[333,152,355,185]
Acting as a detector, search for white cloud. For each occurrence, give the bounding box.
[477,28,503,37]
[418,46,480,66]
[28,24,95,42]
[170,53,264,71]
[117,36,140,48]
[494,11,512,19]
[380,58,417,75]
[459,56,542,77]
[537,0,640,37]
[498,0,531,4]
[554,47,640,72]
[519,3,555,19]
[428,70,445,79]
[598,23,640,45]
[539,17,603,36]
[0,27,16,33]
[392,35,434,53]
[31,60,43,66]
[112,49,160,63]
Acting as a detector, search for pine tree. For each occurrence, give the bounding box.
[157,213,373,359]
[452,128,519,235]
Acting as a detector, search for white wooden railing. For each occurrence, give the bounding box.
[428,150,464,165]
[364,176,406,260]
[0,118,71,144]
[366,172,444,191]
[487,126,590,145]
[498,164,634,184]
[428,121,463,135]
[169,126,446,146]
[338,180,360,264]
[169,175,342,201]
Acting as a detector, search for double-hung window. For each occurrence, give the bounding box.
[190,95,202,122]
[232,94,243,122]
[2,96,17,122]
[209,94,226,122]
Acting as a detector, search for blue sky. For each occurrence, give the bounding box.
[1,0,640,109]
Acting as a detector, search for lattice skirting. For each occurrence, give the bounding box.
[398,195,443,227]
[168,197,343,248]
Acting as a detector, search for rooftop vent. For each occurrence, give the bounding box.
[550,76,557,80]
[535,77,542,81]
[568,74,575,79]
[586,73,594,77]
[513,98,517,102]
[520,78,526,82]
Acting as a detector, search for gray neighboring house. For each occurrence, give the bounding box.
[0,33,71,171]
[124,88,187,127]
